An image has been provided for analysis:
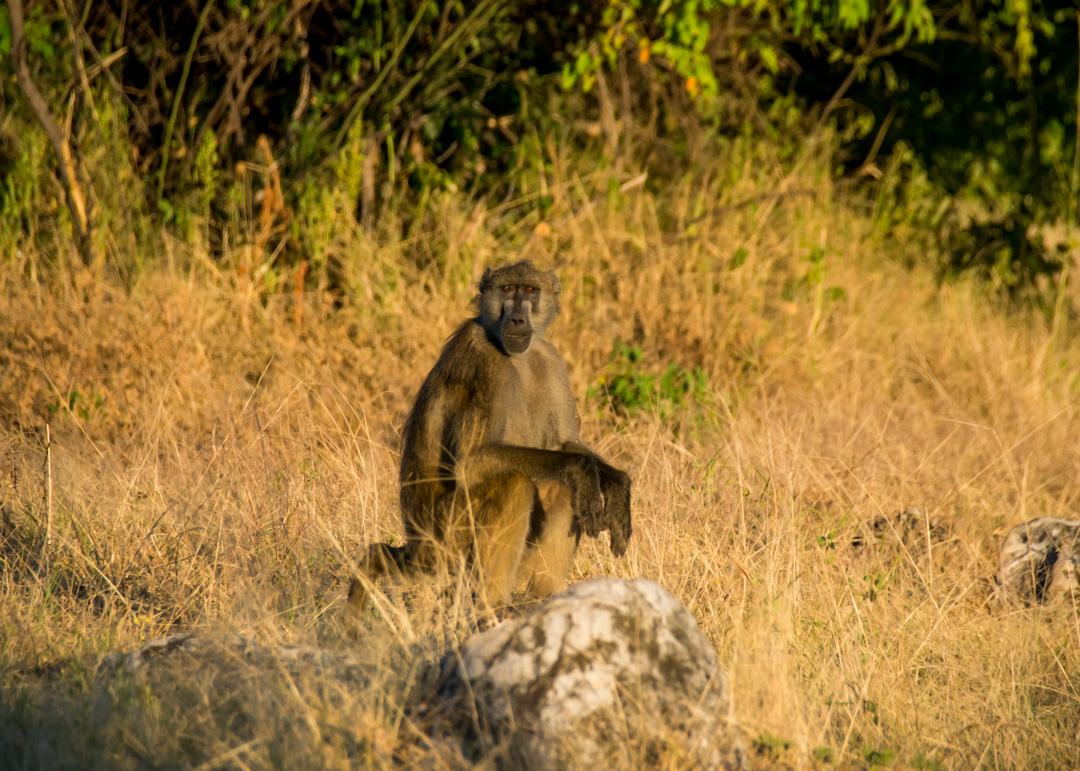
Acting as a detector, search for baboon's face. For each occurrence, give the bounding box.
[478,262,560,355]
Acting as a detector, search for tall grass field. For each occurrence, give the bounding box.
[2,151,1079,769]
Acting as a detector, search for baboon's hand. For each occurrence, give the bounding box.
[566,455,604,536]
[599,465,632,557]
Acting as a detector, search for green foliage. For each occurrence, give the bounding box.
[911,753,945,771]
[0,2,64,61]
[872,141,947,236]
[558,0,944,106]
[816,528,840,550]
[588,341,709,419]
[781,245,847,310]
[752,732,793,761]
[561,0,723,98]
[0,127,44,249]
[193,132,219,220]
[803,246,828,288]
[0,0,1076,298]
[779,0,937,46]
[794,1,1078,291]
[48,388,107,422]
[862,565,895,602]
[863,745,896,768]
[943,205,1068,292]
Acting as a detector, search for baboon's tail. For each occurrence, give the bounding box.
[347,542,409,611]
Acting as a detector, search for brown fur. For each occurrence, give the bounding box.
[349,261,631,611]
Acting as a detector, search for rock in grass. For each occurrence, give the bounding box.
[99,632,367,684]
[432,577,746,770]
[850,508,949,551]
[997,518,1080,604]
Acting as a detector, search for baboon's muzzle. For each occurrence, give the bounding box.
[501,300,533,354]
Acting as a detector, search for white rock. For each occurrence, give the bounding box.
[435,577,745,769]
[997,518,1080,604]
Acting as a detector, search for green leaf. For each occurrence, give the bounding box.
[561,63,577,91]
[759,45,778,74]
[157,198,175,225]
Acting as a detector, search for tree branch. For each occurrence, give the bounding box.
[9,0,94,264]
[815,5,887,133]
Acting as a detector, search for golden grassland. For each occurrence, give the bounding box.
[1,161,1079,769]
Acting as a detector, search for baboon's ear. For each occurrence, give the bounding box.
[550,271,561,295]
[479,267,493,292]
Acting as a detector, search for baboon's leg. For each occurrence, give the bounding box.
[466,474,534,606]
[519,481,577,599]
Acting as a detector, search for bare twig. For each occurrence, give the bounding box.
[287,18,311,140]
[80,39,149,137]
[9,0,94,264]
[191,0,311,163]
[43,423,52,559]
[815,7,886,133]
[858,107,896,173]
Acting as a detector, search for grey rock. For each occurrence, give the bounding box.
[95,632,383,766]
[997,518,1080,604]
[851,508,949,551]
[99,631,367,684]
[433,577,746,770]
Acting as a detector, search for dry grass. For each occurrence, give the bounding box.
[2,160,1080,770]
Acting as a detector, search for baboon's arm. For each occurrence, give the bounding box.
[461,443,605,527]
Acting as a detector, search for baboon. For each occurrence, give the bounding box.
[349,261,631,610]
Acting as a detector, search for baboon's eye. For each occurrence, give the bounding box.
[500,285,512,292]
[524,286,536,292]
